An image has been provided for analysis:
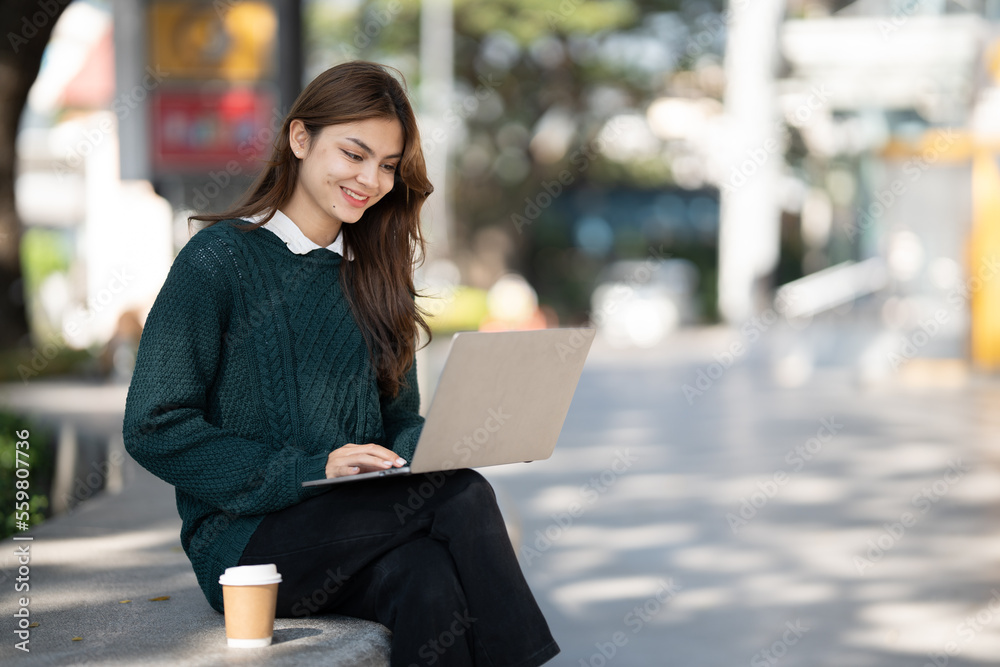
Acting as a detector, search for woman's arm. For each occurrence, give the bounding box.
[379,357,424,463]
[123,251,327,515]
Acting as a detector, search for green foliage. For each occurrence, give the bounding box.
[591,156,674,188]
[305,0,728,321]
[20,228,71,295]
[0,411,54,540]
[419,285,489,333]
[0,346,96,383]
[452,0,639,43]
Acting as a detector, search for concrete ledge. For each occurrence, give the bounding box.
[0,458,391,666]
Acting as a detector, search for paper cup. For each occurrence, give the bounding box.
[219,564,282,648]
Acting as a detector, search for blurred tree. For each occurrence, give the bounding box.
[0,1,69,349]
[308,0,727,319]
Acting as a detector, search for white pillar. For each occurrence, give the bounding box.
[419,0,454,260]
[717,0,786,323]
[111,0,149,181]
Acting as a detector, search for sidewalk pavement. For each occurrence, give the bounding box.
[0,453,390,666]
[4,321,1000,666]
[486,322,1000,666]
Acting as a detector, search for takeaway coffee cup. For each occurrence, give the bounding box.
[219,564,282,648]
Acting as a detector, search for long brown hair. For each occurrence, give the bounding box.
[190,61,434,397]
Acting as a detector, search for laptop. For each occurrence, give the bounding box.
[302,327,595,487]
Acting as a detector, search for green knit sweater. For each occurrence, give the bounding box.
[122,220,423,613]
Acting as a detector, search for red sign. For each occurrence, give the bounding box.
[151,87,278,171]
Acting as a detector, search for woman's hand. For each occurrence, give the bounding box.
[325,443,407,479]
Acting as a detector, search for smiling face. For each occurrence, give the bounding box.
[283,116,404,247]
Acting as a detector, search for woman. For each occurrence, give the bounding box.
[123,61,559,666]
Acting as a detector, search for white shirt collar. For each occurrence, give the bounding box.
[250,209,353,260]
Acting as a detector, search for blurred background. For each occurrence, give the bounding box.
[3,0,1000,664]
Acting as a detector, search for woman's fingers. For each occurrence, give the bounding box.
[325,443,407,478]
[351,453,401,470]
[332,464,361,477]
[340,444,405,466]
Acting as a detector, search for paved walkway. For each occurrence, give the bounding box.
[481,323,1000,666]
[2,322,1000,666]
[0,459,389,666]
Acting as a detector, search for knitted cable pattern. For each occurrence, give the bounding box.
[242,238,300,451]
[123,220,424,612]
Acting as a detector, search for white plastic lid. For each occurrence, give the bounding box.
[219,564,282,586]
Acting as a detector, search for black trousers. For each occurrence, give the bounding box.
[238,469,560,667]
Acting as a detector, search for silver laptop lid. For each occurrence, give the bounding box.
[410,328,595,474]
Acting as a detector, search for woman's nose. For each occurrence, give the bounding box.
[357,161,379,187]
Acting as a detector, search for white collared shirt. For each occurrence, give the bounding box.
[251,209,354,260]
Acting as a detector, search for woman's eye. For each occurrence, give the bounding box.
[343,151,362,161]
[382,164,398,172]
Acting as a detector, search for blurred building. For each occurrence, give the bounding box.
[775,1,1000,372]
[16,1,173,359]
[665,0,1000,374]
[114,0,301,212]
[14,0,306,364]
[17,0,1000,373]
[780,2,988,366]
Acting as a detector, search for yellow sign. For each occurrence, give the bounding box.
[149,1,277,80]
[971,151,1000,370]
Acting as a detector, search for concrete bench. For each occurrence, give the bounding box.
[0,456,391,666]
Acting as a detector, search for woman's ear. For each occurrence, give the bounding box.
[289,119,310,157]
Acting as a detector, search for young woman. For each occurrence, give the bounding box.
[123,61,559,666]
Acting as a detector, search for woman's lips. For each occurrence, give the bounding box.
[341,186,371,208]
